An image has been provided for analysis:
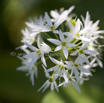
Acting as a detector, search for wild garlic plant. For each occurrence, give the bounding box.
[16,6,104,93]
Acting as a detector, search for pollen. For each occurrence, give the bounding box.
[70,19,76,26]
[61,42,66,46]
[79,49,83,54]
[50,26,55,31]
[75,33,80,37]
[74,63,78,67]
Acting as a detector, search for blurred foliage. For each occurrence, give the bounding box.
[0,0,104,103]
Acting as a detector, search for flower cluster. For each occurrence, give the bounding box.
[16,6,104,93]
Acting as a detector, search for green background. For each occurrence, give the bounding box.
[0,0,104,103]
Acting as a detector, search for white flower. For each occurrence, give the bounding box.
[87,44,103,68]
[38,79,59,92]
[45,56,67,81]
[45,6,74,31]
[37,65,59,92]
[16,5,104,93]
[65,56,91,82]
[50,6,75,22]
[17,56,38,86]
[81,12,104,42]
[48,30,77,58]
[59,70,81,93]
[67,19,90,42]
[21,28,36,44]
[23,37,51,67]
[26,64,38,86]
[16,28,37,51]
[70,42,99,64]
[26,16,51,35]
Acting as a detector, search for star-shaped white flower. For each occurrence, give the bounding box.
[70,42,99,65]
[50,6,75,22]
[81,12,104,43]
[58,70,81,93]
[45,6,74,31]
[37,65,59,92]
[17,56,38,86]
[23,37,51,67]
[48,30,77,58]
[65,56,91,82]
[26,16,51,35]
[45,56,67,81]
[67,19,90,42]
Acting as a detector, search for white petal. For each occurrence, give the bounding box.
[29,56,39,66]
[84,50,99,55]
[51,83,54,91]
[46,66,58,72]
[79,36,90,42]
[25,22,35,28]
[73,69,79,82]
[70,51,77,56]
[81,42,89,48]
[75,56,81,64]
[96,57,103,68]
[54,45,62,51]
[59,30,64,41]
[48,39,61,45]
[67,20,74,31]
[72,80,81,93]
[42,82,50,92]
[42,64,50,77]
[79,66,91,74]
[54,11,67,29]
[45,12,52,27]
[75,19,81,32]
[37,80,48,92]
[24,42,38,51]
[37,36,41,49]
[63,71,68,83]
[67,6,75,14]
[67,43,77,47]
[16,66,28,71]
[65,61,73,69]
[54,81,59,92]
[49,56,60,65]
[50,10,59,19]
[41,55,47,67]
[66,35,74,42]
[30,71,35,86]
[63,47,68,59]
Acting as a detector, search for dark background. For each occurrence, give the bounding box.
[0,0,104,103]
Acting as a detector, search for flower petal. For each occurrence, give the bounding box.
[49,56,60,64]
[50,10,59,19]
[54,45,62,51]
[67,43,77,47]
[45,12,52,27]
[63,47,68,59]
[72,80,81,93]
[48,39,61,45]
[70,51,77,56]
[41,55,47,67]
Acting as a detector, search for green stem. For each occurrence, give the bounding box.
[43,32,51,38]
[77,41,82,46]
[73,39,80,44]
[54,33,59,40]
